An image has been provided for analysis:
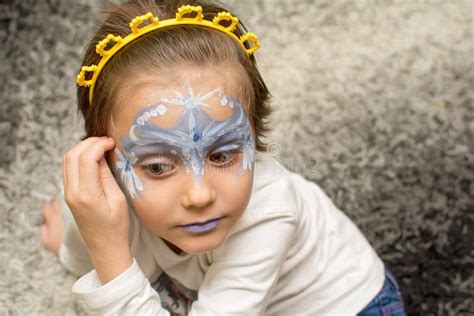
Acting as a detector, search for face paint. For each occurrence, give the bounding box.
[115,85,255,198]
[114,148,143,199]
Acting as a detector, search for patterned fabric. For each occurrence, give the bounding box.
[151,272,198,315]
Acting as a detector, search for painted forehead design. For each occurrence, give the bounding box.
[115,85,255,198]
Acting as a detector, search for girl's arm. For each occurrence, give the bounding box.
[60,136,166,314]
[72,257,169,315]
[71,213,297,315]
[62,136,133,284]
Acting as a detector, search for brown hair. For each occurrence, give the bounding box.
[77,0,271,151]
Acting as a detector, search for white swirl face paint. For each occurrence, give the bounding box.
[114,85,255,198]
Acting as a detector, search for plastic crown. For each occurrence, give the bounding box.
[77,5,260,105]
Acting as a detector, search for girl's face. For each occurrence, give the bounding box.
[108,66,255,255]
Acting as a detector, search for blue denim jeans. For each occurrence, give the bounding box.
[358,268,406,315]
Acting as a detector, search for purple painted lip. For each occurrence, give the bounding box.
[181,217,222,234]
[181,217,222,227]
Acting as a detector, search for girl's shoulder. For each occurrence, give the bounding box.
[230,153,301,234]
[252,153,299,208]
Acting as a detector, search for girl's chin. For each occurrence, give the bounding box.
[177,234,226,255]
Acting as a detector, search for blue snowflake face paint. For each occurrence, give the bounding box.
[114,149,143,199]
[114,85,255,198]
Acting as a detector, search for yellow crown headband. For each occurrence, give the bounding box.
[77,5,260,105]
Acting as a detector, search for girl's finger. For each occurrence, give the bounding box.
[99,157,125,206]
[77,138,116,196]
[64,137,107,194]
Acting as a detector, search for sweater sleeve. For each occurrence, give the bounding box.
[72,258,170,315]
[191,212,297,315]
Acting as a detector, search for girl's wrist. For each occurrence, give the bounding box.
[90,248,133,285]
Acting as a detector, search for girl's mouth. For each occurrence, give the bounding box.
[180,217,222,234]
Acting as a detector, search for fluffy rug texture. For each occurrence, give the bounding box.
[1,0,472,315]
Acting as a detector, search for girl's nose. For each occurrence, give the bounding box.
[180,176,216,209]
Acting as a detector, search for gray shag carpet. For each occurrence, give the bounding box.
[1,0,473,315]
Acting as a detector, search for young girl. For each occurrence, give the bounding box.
[40,0,406,314]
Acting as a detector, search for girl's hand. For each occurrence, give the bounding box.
[63,136,132,284]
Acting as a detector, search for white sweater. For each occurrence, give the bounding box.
[60,153,385,315]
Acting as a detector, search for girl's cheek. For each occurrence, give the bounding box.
[220,169,253,199]
[138,172,182,198]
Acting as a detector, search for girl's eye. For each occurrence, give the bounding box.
[145,163,174,177]
[208,150,237,166]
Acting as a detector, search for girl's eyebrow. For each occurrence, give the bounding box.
[126,143,175,157]
[125,131,244,156]
[209,132,243,149]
